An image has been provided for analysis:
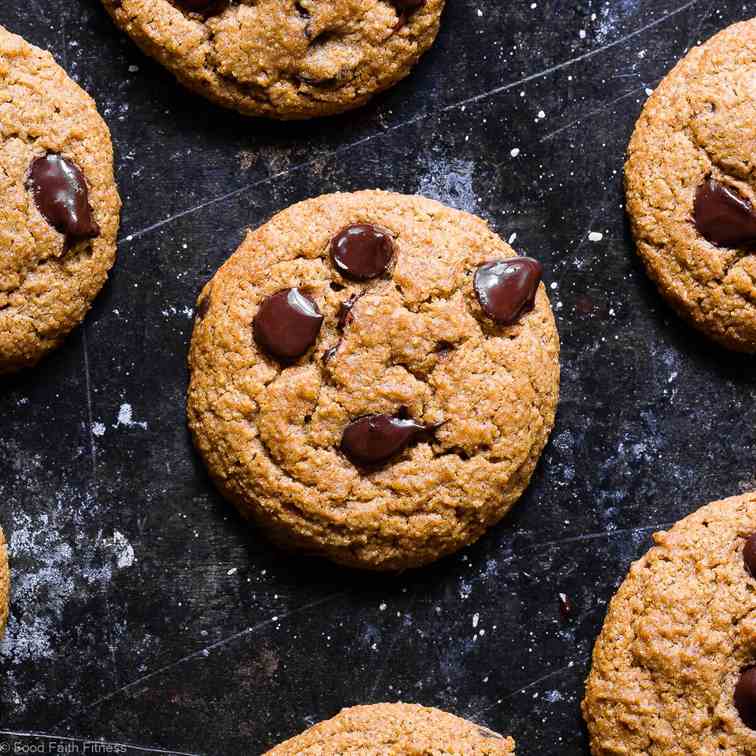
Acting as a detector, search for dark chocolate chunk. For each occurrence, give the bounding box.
[196,293,211,320]
[473,257,543,325]
[694,178,756,248]
[27,154,99,244]
[744,533,756,578]
[330,224,394,281]
[390,0,425,9]
[176,0,226,14]
[337,293,361,330]
[341,413,433,467]
[735,667,756,730]
[558,592,573,621]
[253,288,323,362]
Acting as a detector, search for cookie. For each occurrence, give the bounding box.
[100,0,444,120]
[0,26,121,374]
[187,190,560,571]
[582,492,756,754]
[0,526,9,638]
[265,703,515,754]
[625,19,756,352]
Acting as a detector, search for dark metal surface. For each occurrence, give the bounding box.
[1,1,754,753]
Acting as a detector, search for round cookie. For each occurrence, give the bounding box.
[582,492,756,754]
[265,703,515,754]
[625,19,756,352]
[100,0,445,120]
[0,26,121,374]
[0,526,9,638]
[187,190,560,571]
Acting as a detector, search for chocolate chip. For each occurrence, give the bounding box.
[253,288,323,362]
[390,0,425,9]
[27,154,99,245]
[473,257,543,325]
[176,0,225,14]
[744,534,756,577]
[341,413,433,467]
[694,178,756,248]
[330,224,394,281]
[196,293,211,320]
[735,668,756,730]
[337,293,361,330]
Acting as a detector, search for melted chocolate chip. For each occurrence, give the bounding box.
[176,0,226,14]
[735,668,756,730]
[390,0,425,9]
[341,413,433,467]
[337,293,361,330]
[196,293,211,320]
[694,178,756,248]
[253,288,323,362]
[744,534,756,577]
[330,224,394,281]
[473,257,543,325]
[27,154,99,244]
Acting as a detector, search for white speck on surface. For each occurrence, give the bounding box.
[508,232,517,245]
[114,403,148,430]
[472,612,480,629]
[588,231,604,242]
[227,567,238,576]
[108,530,136,569]
[510,148,520,157]
[92,422,106,437]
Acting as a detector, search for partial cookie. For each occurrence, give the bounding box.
[101,0,444,120]
[625,19,756,352]
[188,190,560,571]
[0,26,121,374]
[265,703,515,754]
[582,492,756,754]
[0,526,9,638]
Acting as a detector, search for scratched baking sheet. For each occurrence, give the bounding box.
[1,1,754,754]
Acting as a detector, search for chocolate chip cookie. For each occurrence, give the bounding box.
[187,190,560,571]
[0,25,121,374]
[265,703,515,754]
[625,19,756,352]
[582,492,756,754]
[0,526,9,638]
[101,0,444,120]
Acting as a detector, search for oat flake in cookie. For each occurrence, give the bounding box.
[625,19,756,352]
[101,0,445,120]
[187,190,560,571]
[582,492,756,754]
[264,703,516,754]
[0,26,121,374]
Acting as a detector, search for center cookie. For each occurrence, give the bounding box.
[187,190,560,571]
[264,703,515,754]
[101,0,445,120]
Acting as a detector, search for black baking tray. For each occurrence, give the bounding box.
[1,1,754,754]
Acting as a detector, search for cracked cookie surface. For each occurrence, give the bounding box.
[101,0,444,119]
[625,19,756,352]
[0,26,120,374]
[0,526,8,639]
[187,190,560,571]
[265,702,516,754]
[582,492,756,755]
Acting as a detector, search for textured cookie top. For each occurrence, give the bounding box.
[582,493,756,755]
[102,0,444,119]
[625,19,756,351]
[0,526,9,638]
[0,25,120,373]
[265,703,515,754]
[187,191,559,571]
